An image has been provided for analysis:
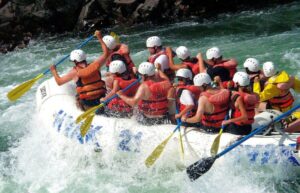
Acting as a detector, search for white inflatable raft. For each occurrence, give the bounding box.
[36,78,300,167]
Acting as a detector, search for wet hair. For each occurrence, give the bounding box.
[111,54,127,64]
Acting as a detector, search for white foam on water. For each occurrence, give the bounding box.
[1,104,299,193]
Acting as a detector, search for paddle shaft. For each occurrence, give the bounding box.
[43,35,94,75]
[216,104,300,159]
[103,77,141,105]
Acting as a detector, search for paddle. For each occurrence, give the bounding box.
[176,107,184,159]
[210,115,229,156]
[144,94,191,167]
[186,103,300,181]
[110,32,120,44]
[7,35,95,102]
[145,122,182,168]
[77,77,141,137]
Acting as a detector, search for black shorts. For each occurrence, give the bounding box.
[224,123,252,135]
[201,125,221,133]
[181,122,202,128]
[80,98,101,107]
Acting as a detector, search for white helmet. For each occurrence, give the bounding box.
[146,36,162,48]
[176,46,191,60]
[263,61,276,77]
[138,62,155,76]
[103,35,117,50]
[206,47,221,60]
[70,49,86,62]
[109,60,126,74]
[243,58,260,72]
[233,71,250,87]
[176,68,193,80]
[193,73,212,86]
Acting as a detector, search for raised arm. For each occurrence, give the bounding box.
[50,65,77,86]
[197,52,206,73]
[76,31,108,78]
[95,30,109,59]
[166,47,187,71]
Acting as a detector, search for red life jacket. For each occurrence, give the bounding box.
[182,58,199,76]
[201,89,230,128]
[148,50,175,80]
[176,85,201,117]
[138,80,171,117]
[214,59,237,89]
[75,66,106,100]
[107,77,139,113]
[106,44,135,72]
[231,91,259,125]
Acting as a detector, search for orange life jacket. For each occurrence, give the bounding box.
[75,66,106,100]
[148,50,175,80]
[201,89,230,128]
[268,90,294,112]
[182,58,199,76]
[231,91,259,125]
[106,44,135,72]
[138,80,171,117]
[176,85,201,117]
[107,77,140,113]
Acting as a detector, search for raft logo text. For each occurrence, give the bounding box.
[40,86,47,99]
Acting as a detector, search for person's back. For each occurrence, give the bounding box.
[203,47,237,89]
[75,60,106,107]
[138,79,170,118]
[101,60,139,117]
[50,30,108,111]
[117,62,171,125]
[102,35,136,90]
[146,36,175,81]
[254,62,294,112]
[183,73,230,133]
[175,69,201,120]
[167,46,199,77]
[223,72,260,135]
[103,35,135,76]
[200,88,230,132]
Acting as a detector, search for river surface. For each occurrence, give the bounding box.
[1,2,300,193]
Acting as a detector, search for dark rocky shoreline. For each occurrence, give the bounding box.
[0,0,295,53]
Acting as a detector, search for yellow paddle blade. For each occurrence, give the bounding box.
[110,32,120,44]
[7,73,44,102]
[76,104,104,124]
[80,113,95,137]
[145,132,174,168]
[210,128,223,156]
[178,131,184,159]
